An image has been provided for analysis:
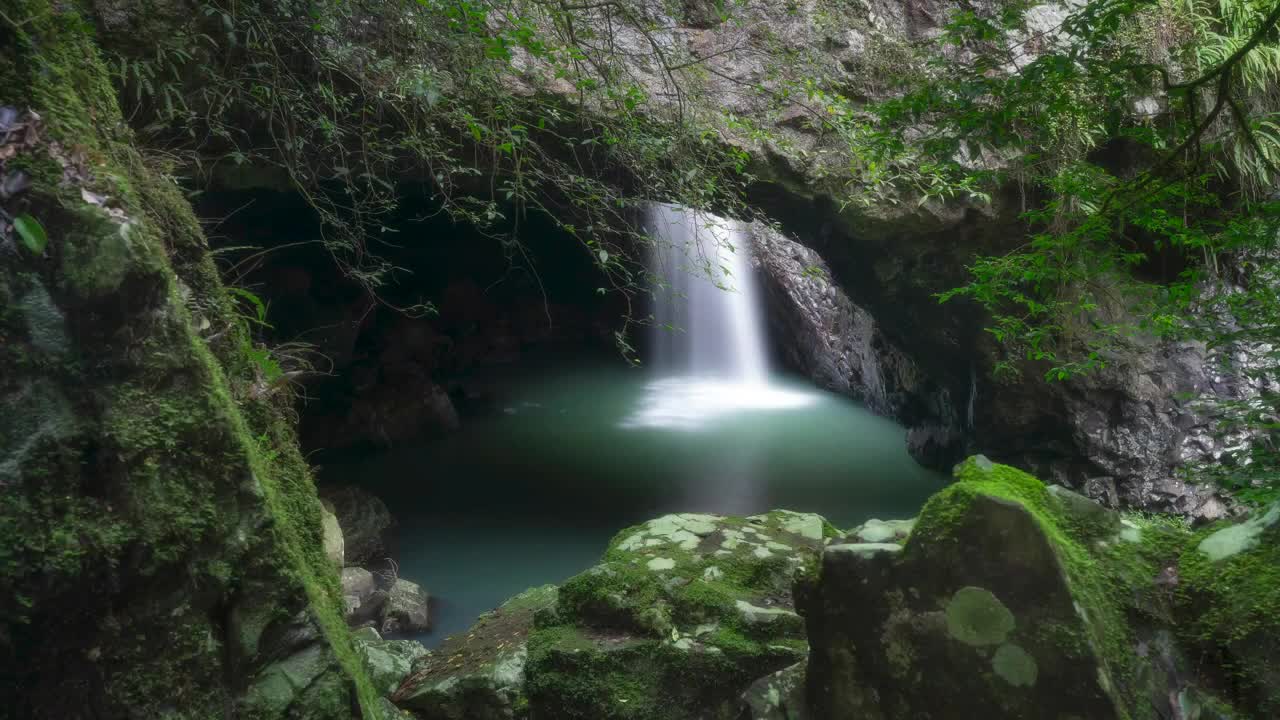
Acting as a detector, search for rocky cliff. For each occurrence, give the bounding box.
[0,2,380,716]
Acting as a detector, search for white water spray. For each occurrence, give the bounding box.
[647,204,770,381]
[621,204,815,430]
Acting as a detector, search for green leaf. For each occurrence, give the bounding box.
[227,286,270,326]
[14,214,48,254]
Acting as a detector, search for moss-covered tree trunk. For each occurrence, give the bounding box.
[0,1,379,717]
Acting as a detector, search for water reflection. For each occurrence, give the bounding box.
[618,376,818,431]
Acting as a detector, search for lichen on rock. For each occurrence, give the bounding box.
[944,586,1015,647]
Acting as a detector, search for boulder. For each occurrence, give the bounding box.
[321,485,394,567]
[341,567,387,626]
[319,499,344,568]
[802,456,1271,719]
[393,511,831,719]
[353,627,428,696]
[804,460,1130,719]
[742,661,807,720]
[847,517,915,544]
[516,511,825,719]
[381,578,431,635]
[392,585,558,719]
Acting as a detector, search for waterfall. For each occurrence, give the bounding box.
[620,204,814,430]
[647,204,769,383]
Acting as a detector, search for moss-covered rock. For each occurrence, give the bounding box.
[802,456,1279,720]
[0,2,379,716]
[525,511,827,719]
[392,584,557,719]
[1177,504,1280,714]
[353,628,429,697]
[395,512,825,719]
[741,660,807,720]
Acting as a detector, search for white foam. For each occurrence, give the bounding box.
[619,376,819,431]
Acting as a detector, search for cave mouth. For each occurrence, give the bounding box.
[199,189,945,646]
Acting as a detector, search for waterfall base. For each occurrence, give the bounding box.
[619,376,818,431]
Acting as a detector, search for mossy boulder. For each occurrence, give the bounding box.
[392,584,558,719]
[353,628,429,696]
[804,479,1121,719]
[519,511,824,719]
[802,456,1276,719]
[396,511,827,719]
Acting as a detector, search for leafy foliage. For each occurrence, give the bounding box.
[12,212,46,253]
[813,0,1280,501]
[109,0,762,355]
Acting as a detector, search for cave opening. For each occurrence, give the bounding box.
[195,186,944,647]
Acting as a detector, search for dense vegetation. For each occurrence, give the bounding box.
[873,0,1280,503]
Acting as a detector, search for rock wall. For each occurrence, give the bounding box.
[0,2,378,716]
[750,214,1242,520]
[750,221,963,469]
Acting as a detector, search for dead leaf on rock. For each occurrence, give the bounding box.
[80,186,129,221]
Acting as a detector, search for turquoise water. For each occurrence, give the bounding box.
[319,357,946,646]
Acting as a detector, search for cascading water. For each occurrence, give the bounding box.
[647,204,770,382]
[621,204,815,430]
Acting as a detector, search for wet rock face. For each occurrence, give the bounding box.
[750,222,925,417]
[750,219,967,469]
[976,336,1255,521]
[750,216,1242,518]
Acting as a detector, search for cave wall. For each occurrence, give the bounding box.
[195,189,624,455]
[750,187,1241,520]
[0,3,380,717]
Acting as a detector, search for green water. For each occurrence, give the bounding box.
[320,356,946,646]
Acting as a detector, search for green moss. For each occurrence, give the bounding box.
[526,623,773,720]
[0,2,380,716]
[1176,508,1280,712]
[909,458,1150,718]
[518,512,818,719]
